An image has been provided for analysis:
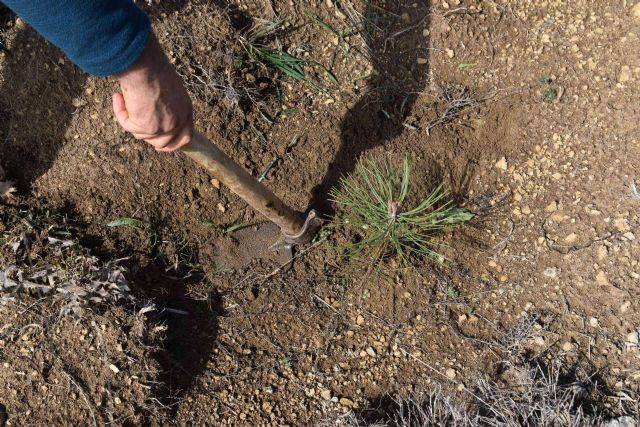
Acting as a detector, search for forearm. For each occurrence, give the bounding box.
[5,0,193,151]
[2,0,150,76]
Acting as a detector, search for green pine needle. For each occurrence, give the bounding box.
[330,154,474,265]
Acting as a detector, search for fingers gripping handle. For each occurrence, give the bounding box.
[181,130,305,236]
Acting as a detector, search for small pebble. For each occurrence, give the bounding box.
[533,336,546,346]
[339,397,355,408]
[495,157,508,170]
[595,271,608,285]
[620,301,631,313]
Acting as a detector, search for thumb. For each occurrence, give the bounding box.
[112,93,130,127]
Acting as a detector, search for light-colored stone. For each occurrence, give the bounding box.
[618,65,632,83]
[620,301,631,313]
[597,245,608,260]
[495,157,508,170]
[595,271,608,285]
[533,336,546,347]
[633,2,640,20]
[339,397,355,407]
[321,389,332,400]
[445,368,457,379]
[614,218,630,232]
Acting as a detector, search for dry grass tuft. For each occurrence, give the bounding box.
[334,312,639,427]
[0,204,134,316]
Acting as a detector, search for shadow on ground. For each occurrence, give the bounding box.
[309,0,432,216]
[133,262,224,401]
[0,2,227,411]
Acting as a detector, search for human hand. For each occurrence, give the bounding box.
[112,33,193,152]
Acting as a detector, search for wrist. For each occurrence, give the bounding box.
[115,32,171,85]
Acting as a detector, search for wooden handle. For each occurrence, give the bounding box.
[181,130,304,236]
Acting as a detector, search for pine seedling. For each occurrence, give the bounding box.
[330,154,473,265]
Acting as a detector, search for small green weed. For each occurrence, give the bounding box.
[106,216,158,252]
[330,155,474,265]
[458,63,476,71]
[107,216,145,230]
[446,286,460,299]
[539,77,558,103]
[240,18,307,82]
[206,221,251,235]
[239,18,338,90]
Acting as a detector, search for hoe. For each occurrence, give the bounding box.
[181,130,320,261]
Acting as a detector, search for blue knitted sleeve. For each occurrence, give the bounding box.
[2,0,151,76]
